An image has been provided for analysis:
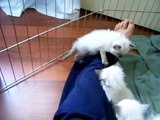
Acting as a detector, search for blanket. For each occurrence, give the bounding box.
[120,35,160,113]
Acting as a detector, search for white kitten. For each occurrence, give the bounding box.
[150,114,160,120]
[64,29,135,65]
[115,99,149,120]
[95,64,135,104]
[116,99,160,120]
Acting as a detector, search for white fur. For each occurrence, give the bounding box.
[116,99,149,120]
[64,29,134,65]
[96,64,135,104]
[150,114,160,120]
[96,63,160,120]
[116,99,160,120]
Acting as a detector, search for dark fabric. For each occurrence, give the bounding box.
[54,53,118,120]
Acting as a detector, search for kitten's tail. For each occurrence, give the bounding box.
[63,42,77,60]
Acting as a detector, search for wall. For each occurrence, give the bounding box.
[81,0,160,32]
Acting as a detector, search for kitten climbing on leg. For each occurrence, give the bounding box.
[115,99,149,120]
[95,64,135,104]
[64,29,135,65]
[115,99,160,120]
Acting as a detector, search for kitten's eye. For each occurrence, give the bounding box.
[129,43,135,48]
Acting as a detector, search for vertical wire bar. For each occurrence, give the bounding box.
[0,24,17,82]
[126,0,134,19]
[44,0,50,61]
[112,0,119,21]
[89,12,93,25]
[105,0,111,21]
[142,0,157,32]
[132,0,142,20]
[76,0,80,37]
[132,0,142,31]
[154,4,160,32]
[72,0,74,20]
[8,0,25,77]
[21,0,34,71]
[89,0,93,24]
[138,0,150,24]
[95,0,101,20]
[148,0,160,31]
[136,0,149,30]
[76,0,80,29]
[71,0,76,45]
[76,0,80,28]
[55,0,57,57]
[62,0,66,53]
[99,0,106,20]
[154,13,160,32]
[0,68,7,87]
[35,0,42,65]
[98,0,106,27]
[83,7,88,27]
[70,0,75,28]
[119,0,128,20]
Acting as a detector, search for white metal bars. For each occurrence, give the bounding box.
[81,0,160,32]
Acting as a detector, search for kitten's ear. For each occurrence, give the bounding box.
[129,42,135,48]
[113,45,121,51]
[95,69,102,76]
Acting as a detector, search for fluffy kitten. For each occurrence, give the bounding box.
[116,99,160,120]
[151,114,160,120]
[115,99,149,120]
[64,29,135,65]
[95,64,135,104]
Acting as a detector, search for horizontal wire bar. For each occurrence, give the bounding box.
[0,51,69,93]
[1,8,159,54]
[1,5,160,92]
[102,9,160,14]
[0,10,99,54]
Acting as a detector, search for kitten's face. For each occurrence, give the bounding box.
[115,99,149,120]
[95,65,124,88]
[109,37,135,57]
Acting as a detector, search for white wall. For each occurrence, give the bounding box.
[81,0,160,32]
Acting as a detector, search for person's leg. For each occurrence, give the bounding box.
[54,19,135,120]
[58,55,101,105]
[54,54,118,120]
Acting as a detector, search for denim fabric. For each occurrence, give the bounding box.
[54,53,118,120]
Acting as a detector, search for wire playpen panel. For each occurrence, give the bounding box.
[0,0,160,92]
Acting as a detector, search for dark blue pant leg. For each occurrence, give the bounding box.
[54,54,117,120]
[58,55,97,105]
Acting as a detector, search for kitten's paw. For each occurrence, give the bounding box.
[76,59,83,64]
[102,61,108,66]
[75,55,83,64]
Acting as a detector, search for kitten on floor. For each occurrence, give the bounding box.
[95,64,135,104]
[116,99,160,120]
[64,29,135,65]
